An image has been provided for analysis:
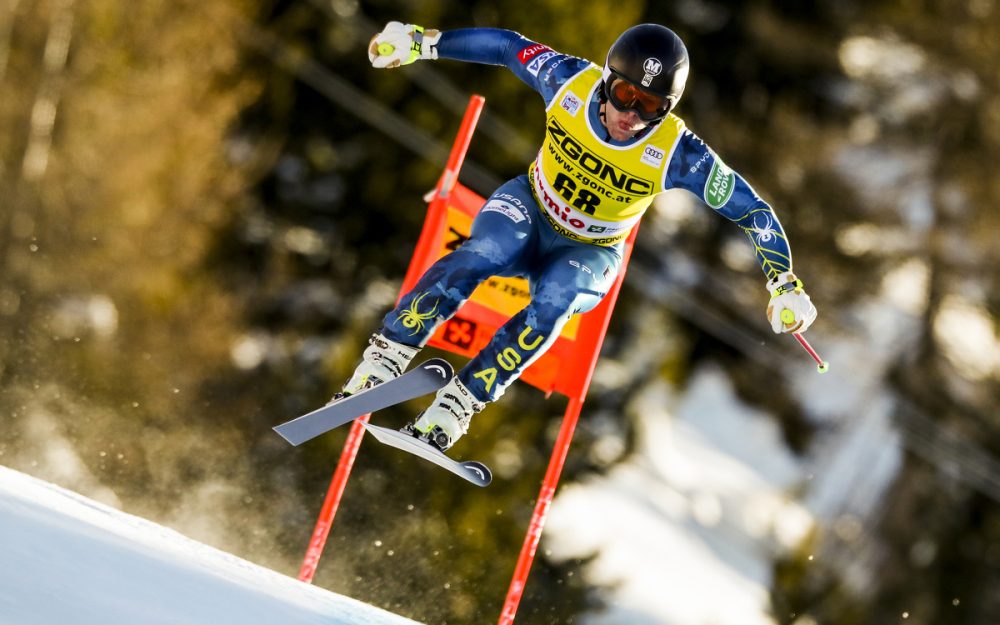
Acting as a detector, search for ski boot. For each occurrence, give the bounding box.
[401,377,485,452]
[331,333,420,402]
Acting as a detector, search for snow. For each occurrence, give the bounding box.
[546,366,813,625]
[543,280,918,623]
[0,465,423,625]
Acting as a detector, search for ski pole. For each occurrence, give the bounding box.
[792,333,829,373]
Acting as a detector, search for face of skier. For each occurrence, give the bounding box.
[600,101,649,141]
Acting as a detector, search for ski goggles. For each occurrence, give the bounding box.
[605,76,673,121]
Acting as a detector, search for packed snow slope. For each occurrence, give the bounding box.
[0,465,422,625]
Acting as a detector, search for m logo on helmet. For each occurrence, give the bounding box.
[642,57,662,86]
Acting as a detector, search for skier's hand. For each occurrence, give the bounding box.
[368,22,441,69]
[766,271,817,334]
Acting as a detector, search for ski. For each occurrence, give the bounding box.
[360,422,493,487]
[273,358,454,446]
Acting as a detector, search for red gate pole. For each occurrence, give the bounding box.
[297,415,370,583]
[496,222,639,624]
[497,395,584,625]
[297,95,486,584]
[438,95,485,198]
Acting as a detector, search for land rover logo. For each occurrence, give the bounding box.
[704,158,735,209]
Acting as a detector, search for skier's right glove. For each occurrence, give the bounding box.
[368,22,441,69]
[766,271,817,334]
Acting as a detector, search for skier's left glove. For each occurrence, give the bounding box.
[766,271,817,334]
[367,22,441,69]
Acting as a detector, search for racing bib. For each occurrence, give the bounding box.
[529,64,685,245]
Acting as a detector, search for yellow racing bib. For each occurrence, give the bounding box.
[528,64,685,245]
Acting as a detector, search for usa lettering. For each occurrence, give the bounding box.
[474,326,546,393]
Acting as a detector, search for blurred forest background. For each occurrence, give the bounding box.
[1,0,998,624]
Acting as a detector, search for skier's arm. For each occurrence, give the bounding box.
[368,22,588,104]
[667,131,791,280]
[667,130,818,333]
[439,29,591,103]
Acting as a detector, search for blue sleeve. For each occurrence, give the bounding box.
[437,28,591,106]
[666,130,793,280]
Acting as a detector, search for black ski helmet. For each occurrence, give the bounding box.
[602,24,689,120]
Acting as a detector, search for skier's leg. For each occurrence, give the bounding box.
[461,243,622,401]
[341,178,535,396]
[379,178,536,346]
[339,333,422,396]
[409,241,622,450]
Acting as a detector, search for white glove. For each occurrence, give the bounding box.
[367,22,441,69]
[766,271,817,334]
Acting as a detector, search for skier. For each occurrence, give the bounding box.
[338,22,818,453]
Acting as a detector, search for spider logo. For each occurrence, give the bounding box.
[397,292,439,336]
[751,213,777,244]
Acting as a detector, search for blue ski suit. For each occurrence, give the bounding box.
[378,29,793,404]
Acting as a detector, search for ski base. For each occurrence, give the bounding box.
[273,358,453,446]
[360,422,492,487]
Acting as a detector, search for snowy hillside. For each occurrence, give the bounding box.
[546,365,815,625]
[0,465,422,625]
